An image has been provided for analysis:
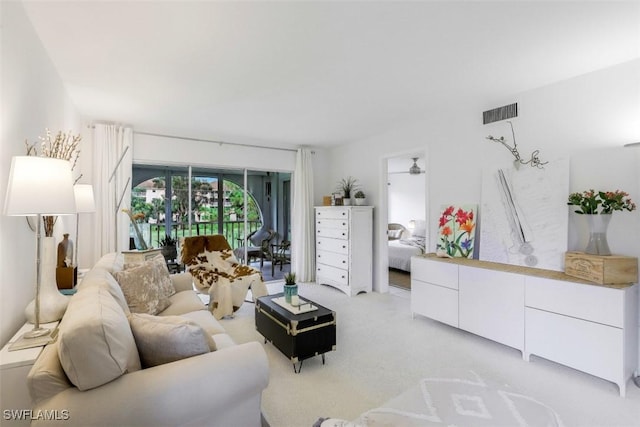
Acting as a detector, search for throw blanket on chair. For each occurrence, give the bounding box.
[182,235,268,319]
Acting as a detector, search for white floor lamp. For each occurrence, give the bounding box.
[4,156,76,339]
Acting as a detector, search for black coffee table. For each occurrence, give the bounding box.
[255,293,336,373]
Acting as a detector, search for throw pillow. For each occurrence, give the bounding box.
[149,254,176,299]
[128,314,216,368]
[113,262,171,315]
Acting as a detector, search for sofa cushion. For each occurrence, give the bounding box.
[58,287,141,391]
[93,252,124,273]
[129,314,216,367]
[179,310,227,336]
[159,290,207,316]
[27,340,72,404]
[79,266,130,314]
[113,260,171,315]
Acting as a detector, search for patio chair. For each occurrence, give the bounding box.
[271,239,291,276]
[234,228,276,268]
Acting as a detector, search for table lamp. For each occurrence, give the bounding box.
[4,156,76,338]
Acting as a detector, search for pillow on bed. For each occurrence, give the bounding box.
[388,229,403,240]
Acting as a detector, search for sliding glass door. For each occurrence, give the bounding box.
[131,164,290,279]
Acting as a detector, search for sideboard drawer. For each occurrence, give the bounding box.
[525,276,624,327]
[525,307,623,387]
[411,257,458,290]
[411,279,459,327]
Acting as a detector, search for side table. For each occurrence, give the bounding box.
[1,322,59,426]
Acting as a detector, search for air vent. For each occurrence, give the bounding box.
[483,103,518,125]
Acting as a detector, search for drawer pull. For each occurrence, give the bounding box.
[342,233,345,236]
[342,222,346,226]
[342,260,346,264]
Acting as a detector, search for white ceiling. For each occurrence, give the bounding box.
[22,1,640,149]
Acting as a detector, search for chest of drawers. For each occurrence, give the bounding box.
[315,206,373,296]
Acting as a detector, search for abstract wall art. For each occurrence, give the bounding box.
[479,158,569,271]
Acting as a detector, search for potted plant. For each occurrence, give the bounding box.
[159,234,178,261]
[283,272,298,304]
[354,190,366,206]
[336,176,359,206]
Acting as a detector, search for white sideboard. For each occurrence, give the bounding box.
[411,254,638,397]
[315,206,373,296]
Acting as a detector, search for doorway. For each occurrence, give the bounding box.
[385,153,427,291]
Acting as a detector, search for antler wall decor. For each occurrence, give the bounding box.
[486,121,548,169]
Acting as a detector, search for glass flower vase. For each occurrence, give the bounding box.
[584,214,611,256]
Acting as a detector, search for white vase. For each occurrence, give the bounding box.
[584,214,611,256]
[343,198,352,206]
[354,198,366,206]
[25,236,69,323]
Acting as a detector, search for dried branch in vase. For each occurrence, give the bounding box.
[26,129,82,237]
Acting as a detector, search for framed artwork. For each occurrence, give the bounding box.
[436,204,477,258]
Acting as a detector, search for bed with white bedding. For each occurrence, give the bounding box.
[388,238,425,272]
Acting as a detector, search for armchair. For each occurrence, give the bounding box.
[181,235,268,319]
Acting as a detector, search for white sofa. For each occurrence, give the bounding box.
[27,253,269,426]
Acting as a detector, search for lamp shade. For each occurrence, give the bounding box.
[74,184,96,213]
[4,156,76,216]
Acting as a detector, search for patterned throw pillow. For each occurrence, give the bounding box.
[128,313,215,368]
[148,254,176,299]
[113,261,171,315]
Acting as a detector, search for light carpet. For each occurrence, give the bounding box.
[220,282,640,427]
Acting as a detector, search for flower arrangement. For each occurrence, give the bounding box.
[26,129,81,236]
[436,205,476,258]
[567,190,636,215]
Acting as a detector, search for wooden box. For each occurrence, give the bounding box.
[564,252,638,284]
[56,266,77,289]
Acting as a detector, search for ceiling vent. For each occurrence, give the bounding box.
[483,103,518,125]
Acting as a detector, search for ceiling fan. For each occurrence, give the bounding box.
[388,157,425,175]
[408,157,422,175]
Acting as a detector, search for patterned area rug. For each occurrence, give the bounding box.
[319,370,564,427]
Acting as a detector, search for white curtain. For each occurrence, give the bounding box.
[92,124,133,260]
[291,148,315,282]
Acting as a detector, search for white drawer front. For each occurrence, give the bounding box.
[411,279,458,327]
[316,218,349,230]
[525,307,623,385]
[317,250,348,269]
[316,237,349,254]
[411,258,458,290]
[316,208,349,220]
[317,227,349,240]
[525,276,623,328]
[317,263,349,286]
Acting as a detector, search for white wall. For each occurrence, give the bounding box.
[323,59,640,370]
[0,2,83,346]
[388,172,426,231]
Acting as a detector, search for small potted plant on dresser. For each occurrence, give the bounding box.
[336,176,359,206]
[283,272,298,305]
[159,234,178,261]
[354,190,366,206]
